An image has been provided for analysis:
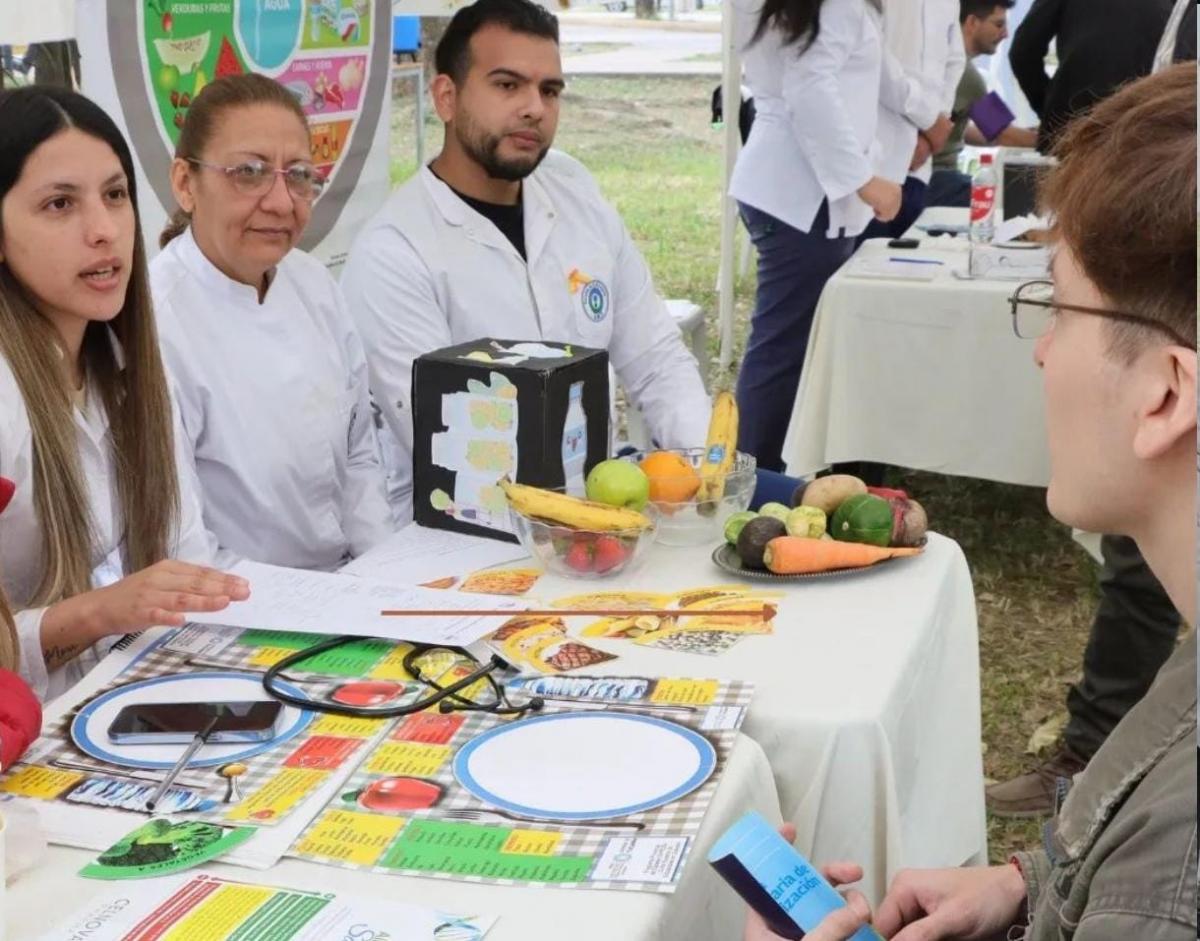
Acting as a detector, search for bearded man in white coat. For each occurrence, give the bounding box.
[341,0,711,521]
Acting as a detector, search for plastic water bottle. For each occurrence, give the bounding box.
[561,382,588,496]
[969,153,997,244]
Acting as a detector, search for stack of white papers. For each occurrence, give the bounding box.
[188,559,526,647]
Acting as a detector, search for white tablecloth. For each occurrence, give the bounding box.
[519,532,988,904]
[782,212,1051,487]
[7,530,986,935]
[6,733,780,941]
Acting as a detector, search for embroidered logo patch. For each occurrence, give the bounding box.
[580,280,610,323]
[567,268,610,323]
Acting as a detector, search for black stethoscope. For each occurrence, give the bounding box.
[261,634,545,719]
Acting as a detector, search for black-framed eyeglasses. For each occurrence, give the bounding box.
[261,635,544,719]
[187,157,326,202]
[1008,279,1193,346]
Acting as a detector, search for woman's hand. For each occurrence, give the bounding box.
[41,561,250,669]
[90,561,250,632]
[858,177,903,222]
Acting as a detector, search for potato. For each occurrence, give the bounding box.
[797,474,868,515]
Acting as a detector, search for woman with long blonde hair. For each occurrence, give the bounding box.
[0,86,248,701]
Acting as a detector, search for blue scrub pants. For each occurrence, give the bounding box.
[735,201,857,473]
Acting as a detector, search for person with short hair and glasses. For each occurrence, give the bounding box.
[986,7,1195,815]
[151,73,394,572]
[747,62,1196,941]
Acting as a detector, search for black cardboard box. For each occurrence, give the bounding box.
[412,339,611,542]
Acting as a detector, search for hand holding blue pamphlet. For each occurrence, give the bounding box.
[709,812,884,941]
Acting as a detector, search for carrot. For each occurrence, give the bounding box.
[762,536,922,574]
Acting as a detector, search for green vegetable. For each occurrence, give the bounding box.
[830,494,892,547]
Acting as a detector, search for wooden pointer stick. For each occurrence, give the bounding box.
[380,604,778,619]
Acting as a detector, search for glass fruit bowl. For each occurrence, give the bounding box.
[509,507,659,579]
[618,448,757,547]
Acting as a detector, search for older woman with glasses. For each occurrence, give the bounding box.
[151,73,394,572]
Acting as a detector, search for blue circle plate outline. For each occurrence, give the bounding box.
[71,671,312,770]
[453,711,716,820]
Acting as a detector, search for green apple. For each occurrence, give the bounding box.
[157,63,180,93]
[585,459,650,510]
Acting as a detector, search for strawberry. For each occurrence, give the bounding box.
[324,83,344,108]
[0,476,14,515]
[564,540,594,573]
[592,535,628,573]
[162,11,173,33]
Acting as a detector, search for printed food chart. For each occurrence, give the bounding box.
[291,671,754,892]
[1,621,754,892]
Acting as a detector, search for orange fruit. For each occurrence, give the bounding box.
[639,451,701,504]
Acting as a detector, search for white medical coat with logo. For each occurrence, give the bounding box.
[340,150,711,522]
[152,228,394,572]
[0,341,213,701]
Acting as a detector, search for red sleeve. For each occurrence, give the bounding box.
[0,669,42,770]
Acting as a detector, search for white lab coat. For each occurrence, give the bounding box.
[875,0,966,185]
[340,150,711,522]
[0,340,213,702]
[730,0,885,236]
[152,228,394,572]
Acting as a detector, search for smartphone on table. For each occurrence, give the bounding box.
[107,700,283,745]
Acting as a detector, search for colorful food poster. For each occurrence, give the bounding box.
[565,584,782,656]
[0,626,392,855]
[77,0,393,268]
[36,873,497,941]
[290,675,754,893]
[487,615,616,674]
[80,819,256,880]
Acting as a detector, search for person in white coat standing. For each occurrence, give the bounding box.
[859,0,964,239]
[0,87,247,701]
[152,74,394,572]
[728,0,901,473]
[340,0,711,523]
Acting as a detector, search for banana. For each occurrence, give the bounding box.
[499,478,653,532]
[697,391,738,503]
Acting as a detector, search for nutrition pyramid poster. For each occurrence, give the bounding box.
[76,0,393,269]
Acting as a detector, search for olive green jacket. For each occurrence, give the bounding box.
[1014,629,1196,941]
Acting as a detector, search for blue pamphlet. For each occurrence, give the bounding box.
[708,811,883,940]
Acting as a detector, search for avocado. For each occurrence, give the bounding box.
[736,516,787,569]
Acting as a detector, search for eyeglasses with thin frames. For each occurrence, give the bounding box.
[187,157,326,202]
[1008,279,1192,347]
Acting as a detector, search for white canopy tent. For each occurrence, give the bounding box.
[717,10,743,370]
[0,1,76,44]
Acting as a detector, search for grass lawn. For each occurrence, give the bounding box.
[388,74,1097,863]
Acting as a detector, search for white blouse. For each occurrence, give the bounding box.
[0,342,214,701]
[151,228,394,572]
[730,0,884,236]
